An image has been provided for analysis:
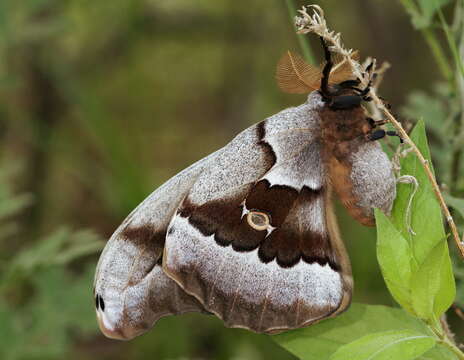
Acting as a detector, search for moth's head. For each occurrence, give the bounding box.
[328,80,362,97]
[94,224,161,340]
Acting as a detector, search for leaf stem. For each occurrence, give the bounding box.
[439,336,464,360]
[430,317,464,359]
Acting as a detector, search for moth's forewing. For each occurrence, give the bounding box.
[163,92,353,334]
[93,155,216,340]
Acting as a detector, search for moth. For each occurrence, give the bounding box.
[94,39,397,340]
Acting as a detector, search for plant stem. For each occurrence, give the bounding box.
[437,9,464,80]
[439,336,464,359]
[430,317,464,359]
[285,0,315,64]
[398,0,453,81]
[421,28,454,82]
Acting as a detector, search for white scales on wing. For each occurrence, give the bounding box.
[164,215,343,332]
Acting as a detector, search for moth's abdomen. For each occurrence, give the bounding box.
[328,141,396,226]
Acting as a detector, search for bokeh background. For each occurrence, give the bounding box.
[1,0,463,359]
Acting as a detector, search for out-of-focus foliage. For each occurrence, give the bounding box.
[1,0,463,359]
[0,161,104,359]
[399,0,464,320]
[400,0,451,29]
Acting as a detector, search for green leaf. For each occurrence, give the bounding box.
[420,344,459,360]
[391,120,443,262]
[387,120,455,320]
[274,304,436,360]
[329,330,436,360]
[375,209,413,313]
[410,241,455,320]
[433,243,455,318]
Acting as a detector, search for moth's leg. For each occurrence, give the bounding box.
[342,81,372,102]
[367,129,403,143]
[367,129,386,141]
[365,60,374,74]
[347,87,366,95]
[367,117,388,128]
[363,60,375,85]
[320,37,333,98]
[329,95,362,110]
[359,80,373,102]
[379,96,392,110]
[363,96,373,102]
[386,130,404,143]
[359,84,371,97]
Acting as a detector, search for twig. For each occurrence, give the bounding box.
[295,5,464,258]
[441,314,456,345]
[453,304,464,322]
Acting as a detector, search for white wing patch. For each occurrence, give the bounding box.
[262,140,324,191]
[186,91,325,206]
[261,92,325,191]
[164,215,344,333]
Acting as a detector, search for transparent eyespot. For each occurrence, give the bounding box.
[247,211,270,231]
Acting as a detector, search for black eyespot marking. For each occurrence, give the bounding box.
[99,295,105,312]
[95,294,100,310]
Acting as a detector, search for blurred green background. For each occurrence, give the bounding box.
[1,0,462,359]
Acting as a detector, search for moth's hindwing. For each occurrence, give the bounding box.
[345,140,396,223]
[324,133,397,227]
[163,92,353,334]
[93,153,218,339]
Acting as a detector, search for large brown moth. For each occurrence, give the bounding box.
[94,39,397,340]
